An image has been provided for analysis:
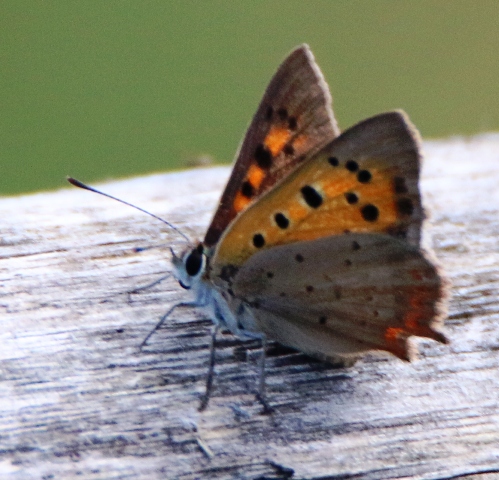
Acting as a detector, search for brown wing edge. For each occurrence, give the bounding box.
[391,110,426,248]
[380,112,450,361]
[203,44,340,248]
[403,247,450,362]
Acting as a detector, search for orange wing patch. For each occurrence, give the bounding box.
[233,164,267,213]
[384,327,410,360]
[264,126,292,156]
[215,151,408,267]
[215,112,423,269]
[403,286,447,341]
[247,164,265,189]
[233,191,252,213]
[231,122,305,214]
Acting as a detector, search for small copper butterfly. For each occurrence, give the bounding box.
[70,44,449,412]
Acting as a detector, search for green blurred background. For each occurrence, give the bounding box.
[2,1,499,195]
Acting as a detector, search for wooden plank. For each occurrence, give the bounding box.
[1,135,499,479]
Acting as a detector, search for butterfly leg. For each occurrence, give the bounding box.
[128,273,172,296]
[205,292,274,412]
[242,330,273,413]
[140,296,208,349]
[198,324,220,412]
[257,335,273,414]
[198,324,272,413]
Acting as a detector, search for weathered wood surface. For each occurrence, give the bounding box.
[1,135,499,480]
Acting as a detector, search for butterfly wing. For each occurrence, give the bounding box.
[210,110,448,360]
[212,111,424,270]
[204,44,340,247]
[229,233,448,362]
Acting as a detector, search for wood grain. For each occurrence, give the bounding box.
[1,135,499,479]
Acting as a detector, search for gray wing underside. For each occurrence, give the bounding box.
[229,233,447,363]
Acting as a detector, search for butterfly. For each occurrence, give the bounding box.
[158,44,449,411]
[69,44,448,412]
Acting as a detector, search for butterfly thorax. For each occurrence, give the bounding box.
[171,242,263,340]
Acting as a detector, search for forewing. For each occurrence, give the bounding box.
[213,111,424,269]
[204,44,340,247]
[229,233,448,362]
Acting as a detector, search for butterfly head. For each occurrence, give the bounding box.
[171,243,207,290]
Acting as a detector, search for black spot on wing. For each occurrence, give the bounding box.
[301,185,323,208]
[345,192,358,204]
[277,108,288,120]
[397,198,414,216]
[394,176,408,194]
[283,144,294,156]
[255,144,272,169]
[346,160,359,172]
[274,212,290,229]
[253,233,265,248]
[357,170,372,183]
[241,181,255,198]
[361,204,379,222]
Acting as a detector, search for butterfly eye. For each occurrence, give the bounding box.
[185,247,204,277]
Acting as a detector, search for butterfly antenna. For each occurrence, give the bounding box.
[67,177,190,243]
